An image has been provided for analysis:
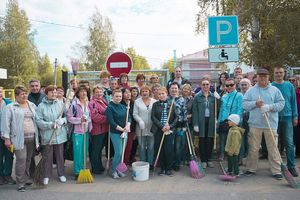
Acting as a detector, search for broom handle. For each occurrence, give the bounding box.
[154,134,165,167]
[83,124,87,169]
[219,161,227,175]
[263,113,283,163]
[214,83,217,150]
[186,123,196,157]
[185,126,193,156]
[121,101,130,163]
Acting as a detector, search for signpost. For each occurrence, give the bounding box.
[106,52,132,77]
[0,68,7,79]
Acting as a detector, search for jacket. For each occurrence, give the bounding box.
[88,96,109,135]
[133,97,157,137]
[0,98,12,133]
[35,98,67,145]
[28,92,46,106]
[218,90,243,124]
[192,92,215,138]
[67,99,92,134]
[242,84,285,129]
[225,126,245,156]
[1,100,39,150]
[150,100,177,134]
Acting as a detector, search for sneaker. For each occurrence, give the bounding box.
[244,171,255,177]
[273,173,283,180]
[0,176,5,185]
[201,162,207,169]
[159,170,165,176]
[166,170,174,177]
[117,172,126,178]
[43,177,49,185]
[4,176,16,185]
[207,162,214,168]
[288,168,298,177]
[17,186,26,192]
[112,172,120,179]
[59,176,67,183]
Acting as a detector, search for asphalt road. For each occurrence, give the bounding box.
[0,158,300,200]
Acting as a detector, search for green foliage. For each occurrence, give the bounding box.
[162,58,175,73]
[196,0,300,68]
[81,9,116,71]
[125,47,150,70]
[0,0,39,89]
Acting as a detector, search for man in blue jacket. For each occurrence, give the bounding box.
[272,66,298,177]
[243,68,285,180]
[0,86,15,185]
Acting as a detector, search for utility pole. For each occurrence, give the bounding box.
[54,58,58,86]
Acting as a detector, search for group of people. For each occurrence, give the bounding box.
[0,65,299,192]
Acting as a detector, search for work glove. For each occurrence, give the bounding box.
[55,117,65,126]
[194,126,199,132]
[124,122,131,133]
[261,104,271,114]
[139,121,145,130]
[213,91,221,99]
[164,130,171,135]
[120,132,128,139]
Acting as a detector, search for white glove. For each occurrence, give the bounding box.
[214,91,221,99]
[194,126,199,132]
[53,122,57,129]
[124,122,131,133]
[261,104,271,114]
[120,132,128,139]
[139,121,145,130]
[55,117,65,126]
[164,131,171,135]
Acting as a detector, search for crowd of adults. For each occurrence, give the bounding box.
[0,66,299,192]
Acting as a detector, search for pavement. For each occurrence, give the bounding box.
[0,157,300,200]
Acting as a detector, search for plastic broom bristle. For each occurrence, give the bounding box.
[77,169,93,184]
[116,163,128,173]
[281,164,299,189]
[189,160,204,179]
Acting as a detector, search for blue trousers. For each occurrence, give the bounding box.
[137,135,154,165]
[73,133,89,175]
[110,133,127,173]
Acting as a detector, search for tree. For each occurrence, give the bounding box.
[196,0,300,69]
[162,58,175,74]
[80,9,115,71]
[38,54,54,86]
[125,47,150,70]
[0,0,39,88]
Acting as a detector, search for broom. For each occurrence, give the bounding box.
[33,101,66,187]
[106,129,111,175]
[214,83,217,151]
[153,99,175,176]
[116,101,130,173]
[185,126,203,179]
[263,113,300,189]
[77,122,93,184]
[186,123,206,177]
[218,161,236,181]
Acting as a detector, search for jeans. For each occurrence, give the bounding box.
[174,129,186,167]
[90,134,106,173]
[73,133,89,175]
[278,116,295,169]
[137,135,154,165]
[110,133,127,173]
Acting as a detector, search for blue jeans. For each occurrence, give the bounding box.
[174,129,186,167]
[137,135,154,165]
[278,116,295,169]
[110,133,127,173]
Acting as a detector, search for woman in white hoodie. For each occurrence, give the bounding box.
[133,86,157,169]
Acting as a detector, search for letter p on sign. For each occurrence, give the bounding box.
[208,16,238,46]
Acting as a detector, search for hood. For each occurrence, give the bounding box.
[230,126,245,135]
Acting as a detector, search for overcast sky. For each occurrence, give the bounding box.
[1,0,209,69]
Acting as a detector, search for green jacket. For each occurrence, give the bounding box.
[192,92,215,138]
[225,126,245,156]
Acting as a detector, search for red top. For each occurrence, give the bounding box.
[88,96,109,135]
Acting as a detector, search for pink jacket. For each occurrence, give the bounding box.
[67,99,92,134]
[88,96,109,135]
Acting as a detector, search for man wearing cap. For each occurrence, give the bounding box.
[272,66,298,177]
[242,68,285,180]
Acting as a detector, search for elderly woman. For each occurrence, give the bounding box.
[105,89,131,179]
[133,86,157,169]
[35,85,68,185]
[151,83,161,100]
[193,79,216,168]
[88,86,108,174]
[1,86,39,192]
[67,85,92,180]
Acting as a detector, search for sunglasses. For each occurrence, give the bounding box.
[289,79,296,82]
[241,84,248,86]
[225,83,235,88]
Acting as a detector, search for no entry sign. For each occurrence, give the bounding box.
[106,52,132,77]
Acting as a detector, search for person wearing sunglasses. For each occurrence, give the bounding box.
[218,78,243,161]
[243,68,285,180]
[272,67,298,177]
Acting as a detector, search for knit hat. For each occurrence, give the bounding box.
[228,114,240,125]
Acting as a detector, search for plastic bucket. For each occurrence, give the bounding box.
[132,161,149,181]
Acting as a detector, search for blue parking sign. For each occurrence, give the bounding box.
[208,16,239,46]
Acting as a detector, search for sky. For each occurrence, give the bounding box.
[0,0,209,70]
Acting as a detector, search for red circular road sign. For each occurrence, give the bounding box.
[106,52,132,78]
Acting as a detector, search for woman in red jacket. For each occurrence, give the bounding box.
[88,86,109,174]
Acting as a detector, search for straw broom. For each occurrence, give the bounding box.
[116,101,130,173]
[263,113,299,189]
[153,99,174,176]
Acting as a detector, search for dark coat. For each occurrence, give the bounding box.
[192,92,216,138]
[150,100,177,134]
